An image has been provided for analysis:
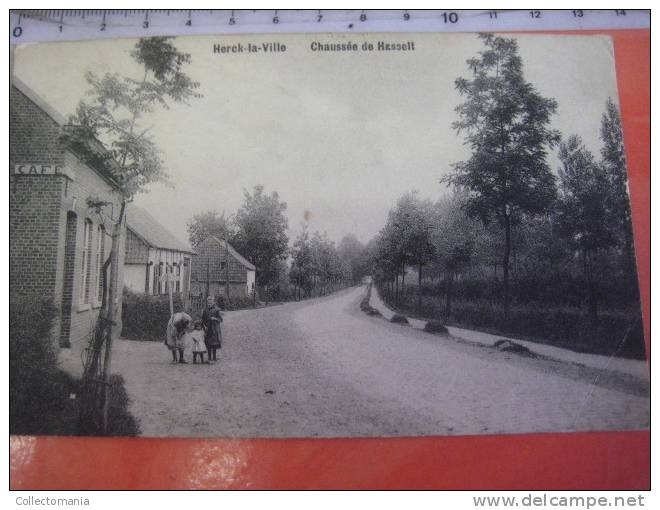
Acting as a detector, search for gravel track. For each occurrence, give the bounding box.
[113,286,649,437]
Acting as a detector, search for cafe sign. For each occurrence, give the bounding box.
[13,163,75,179]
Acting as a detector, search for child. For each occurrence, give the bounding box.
[190,320,207,364]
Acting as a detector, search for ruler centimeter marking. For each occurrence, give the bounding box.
[10,9,650,44]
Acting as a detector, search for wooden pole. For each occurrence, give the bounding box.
[182,260,190,313]
[205,254,210,299]
[253,272,257,307]
[224,238,230,305]
[101,200,126,434]
[167,263,174,316]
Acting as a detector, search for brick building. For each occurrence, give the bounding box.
[124,205,196,296]
[190,236,256,299]
[10,77,126,375]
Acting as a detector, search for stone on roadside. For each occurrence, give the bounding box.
[390,314,409,324]
[424,320,448,334]
[493,339,535,357]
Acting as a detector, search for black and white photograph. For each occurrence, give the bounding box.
[10,32,649,438]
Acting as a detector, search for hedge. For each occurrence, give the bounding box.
[122,289,262,342]
[121,288,185,342]
[378,283,645,359]
[9,295,68,434]
[411,274,640,312]
[10,294,140,436]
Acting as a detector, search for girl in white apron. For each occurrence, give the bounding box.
[190,320,208,364]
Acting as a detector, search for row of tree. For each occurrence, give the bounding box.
[369,34,638,324]
[187,193,370,301]
[289,228,369,299]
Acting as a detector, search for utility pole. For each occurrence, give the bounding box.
[224,237,230,306]
[182,260,190,313]
[205,254,210,299]
[166,263,174,316]
[253,274,257,307]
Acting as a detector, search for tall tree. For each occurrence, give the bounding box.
[397,192,436,312]
[67,37,200,432]
[379,207,408,302]
[289,223,314,298]
[433,193,475,317]
[556,135,616,320]
[337,234,365,284]
[600,98,636,280]
[443,34,560,318]
[310,231,331,295]
[233,185,289,296]
[371,229,398,298]
[187,210,233,247]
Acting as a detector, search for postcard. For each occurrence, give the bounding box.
[10,32,648,438]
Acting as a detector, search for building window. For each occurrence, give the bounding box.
[152,264,157,295]
[156,263,163,295]
[175,263,181,293]
[183,257,190,295]
[95,225,105,304]
[80,219,93,304]
[145,263,151,293]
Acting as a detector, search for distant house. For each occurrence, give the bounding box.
[190,236,256,299]
[124,205,196,296]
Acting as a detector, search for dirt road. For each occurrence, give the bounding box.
[113,286,649,437]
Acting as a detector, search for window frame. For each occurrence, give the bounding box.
[94,224,106,306]
[79,219,93,306]
[157,262,164,295]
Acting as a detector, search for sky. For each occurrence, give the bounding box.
[13,32,621,246]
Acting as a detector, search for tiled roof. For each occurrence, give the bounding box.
[126,205,196,254]
[206,236,256,271]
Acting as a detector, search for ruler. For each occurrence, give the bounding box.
[10,9,650,44]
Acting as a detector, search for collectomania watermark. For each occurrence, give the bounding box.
[15,496,90,507]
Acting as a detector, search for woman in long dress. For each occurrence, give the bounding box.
[166,311,192,364]
[202,296,223,362]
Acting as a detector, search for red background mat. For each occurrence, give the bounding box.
[9,29,650,490]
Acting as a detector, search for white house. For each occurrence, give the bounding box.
[124,205,196,296]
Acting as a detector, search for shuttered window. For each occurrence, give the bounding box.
[95,225,105,304]
[80,219,93,304]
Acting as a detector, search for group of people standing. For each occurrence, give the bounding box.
[165,295,224,365]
